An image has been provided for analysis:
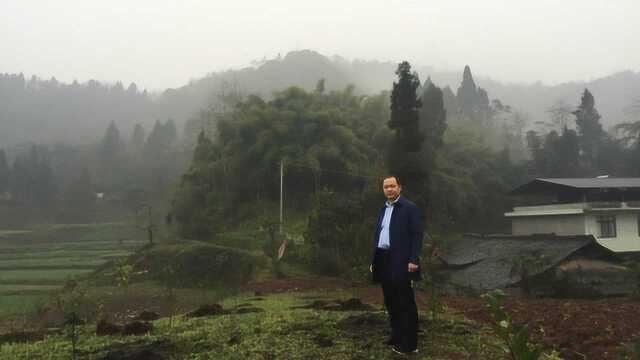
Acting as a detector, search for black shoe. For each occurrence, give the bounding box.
[391,345,419,355]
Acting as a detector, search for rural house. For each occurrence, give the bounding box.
[505,178,640,255]
[437,234,634,297]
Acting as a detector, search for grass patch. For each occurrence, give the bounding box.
[0,230,33,237]
[0,295,48,317]
[0,250,133,260]
[0,269,91,284]
[46,222,129,231]
[0,290,502,359]
[0,285,59,296]
[0,257,109,269]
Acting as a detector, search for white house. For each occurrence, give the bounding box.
[505,178,640,254]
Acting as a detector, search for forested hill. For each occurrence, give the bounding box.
[159,50,640,132]
[1,50,638,147]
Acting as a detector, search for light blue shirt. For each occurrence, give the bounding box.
[377,196,399,249]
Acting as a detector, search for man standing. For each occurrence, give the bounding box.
[370,175,423,355]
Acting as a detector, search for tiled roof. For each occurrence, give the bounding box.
[510,178,640,195]
[538,178,640,188]
[438,234,618,292]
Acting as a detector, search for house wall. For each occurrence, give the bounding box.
[585,211,640,252]
[511,211,640,252]
[512,215,586,236]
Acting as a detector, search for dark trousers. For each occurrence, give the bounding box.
[374,248,418,350]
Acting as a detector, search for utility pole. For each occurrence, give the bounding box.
[279,159,284,234]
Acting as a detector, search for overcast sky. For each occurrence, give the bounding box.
[2,0,638,90]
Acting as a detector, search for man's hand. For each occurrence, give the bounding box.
[408,262,419,272]
[369,264,373,273]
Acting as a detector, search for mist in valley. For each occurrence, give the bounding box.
[1,1,639,359]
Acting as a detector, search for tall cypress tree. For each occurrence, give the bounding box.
[387,61,425,197]
[420,81,447,218]
[420,81,447,151]
[456,65,477,121]
[389,61,423,151]
[100,121,123,162]
[129,123,146,154]
[455,65,490,123]
[573,89,603,170]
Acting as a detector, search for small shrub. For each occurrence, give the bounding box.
[481,289,559,360]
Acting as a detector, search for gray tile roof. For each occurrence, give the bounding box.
[538,178,640,188]
[510,178,640,195]
[438,234,617,292]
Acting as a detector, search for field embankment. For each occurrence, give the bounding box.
[0,223,143,318]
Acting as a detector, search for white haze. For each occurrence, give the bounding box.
[1,0,638,90]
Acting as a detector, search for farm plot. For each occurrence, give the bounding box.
[0,223,143,317]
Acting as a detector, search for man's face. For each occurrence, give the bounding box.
[382,177,401,201]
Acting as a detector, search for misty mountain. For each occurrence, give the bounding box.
[1,50,638,148]
[0,74,158,147]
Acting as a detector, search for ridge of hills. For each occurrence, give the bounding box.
[1,49,638,147]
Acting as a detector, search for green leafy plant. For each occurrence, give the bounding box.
[481,290,560,360]
[55,282,88,360]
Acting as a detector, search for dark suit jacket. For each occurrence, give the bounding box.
[371,196,423,282]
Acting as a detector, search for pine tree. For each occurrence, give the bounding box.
[387,61,425,197]
[420,81,447,150]
[420,81,447,216]
[573,89,603,169]
[389,61,423,152]
[456,65,490,123]
[193,130,213,164]
[557,127,581,177]
[100,121,123,162]
[456,65,477,121]
[129,123,146,154]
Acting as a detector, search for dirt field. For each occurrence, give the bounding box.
[244,278,640,359]
[445,296,640,360]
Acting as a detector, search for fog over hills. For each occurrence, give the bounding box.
[1,50,638,148]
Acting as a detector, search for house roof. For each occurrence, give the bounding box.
[510,178,640,195]
[438,234,619,292]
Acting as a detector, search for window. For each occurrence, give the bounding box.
[597,215,617,238]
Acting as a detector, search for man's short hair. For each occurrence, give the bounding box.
[383,175,402,186]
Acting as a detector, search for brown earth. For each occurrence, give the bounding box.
[245,277,640,359]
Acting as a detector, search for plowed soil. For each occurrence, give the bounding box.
[245,278,640,359]
[444,296,640,360]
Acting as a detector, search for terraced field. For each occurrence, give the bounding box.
[0,224,143,317]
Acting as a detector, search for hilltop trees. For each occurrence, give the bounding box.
[0,74,156,147]
[143,120,180,192]
[524,88,636,178]
[129,123,146,154]
[456,65,490,123]
[97,121,125,191]
[419,80,447,214]
[171,84,388,235]
[574,89,604,170]
[171,130,219,238]
[9,146,57,208]
[387,61,426,197]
